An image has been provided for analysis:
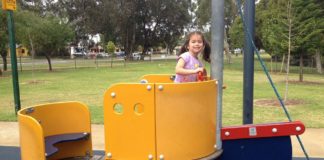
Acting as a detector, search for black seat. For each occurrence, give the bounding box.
[45,132,90,157]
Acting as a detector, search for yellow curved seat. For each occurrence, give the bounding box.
[104,75,218,159]
[18,101,92,160]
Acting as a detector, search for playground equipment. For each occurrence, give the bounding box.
[18,102,92,160]
[104,75,219,159]
[220,121,305,159]
[17,75,223,160]
[13,0,308,159]
[17,74,306,160]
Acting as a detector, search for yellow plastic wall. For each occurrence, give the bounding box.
[18,101,92,160]
[104,76,218,159]
[18,114,45,160]
[140,74,175,83]
[104,84,156,160]
[155,80,217,159]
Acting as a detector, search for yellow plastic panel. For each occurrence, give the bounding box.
[155,80,218,159]
[104,83,156,160]
[18,102,92,160]
[140,74,175,83]
[23,102,91,136]
[18,113,45,160]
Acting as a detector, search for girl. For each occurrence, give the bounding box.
[174,31,211,83]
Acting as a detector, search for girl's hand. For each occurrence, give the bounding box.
[194,67,204,73]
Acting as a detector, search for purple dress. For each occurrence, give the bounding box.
[174,52,203,83]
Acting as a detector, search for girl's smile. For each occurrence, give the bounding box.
[188,34,204,56]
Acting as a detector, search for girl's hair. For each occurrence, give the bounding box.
[178,31,211,62]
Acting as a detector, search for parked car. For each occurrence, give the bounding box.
[88,52,97,59]
[96,52,109,58]
[132,52,141,60]
[115,51,125,58]
[234,48,242,54]
[72,51,87,58]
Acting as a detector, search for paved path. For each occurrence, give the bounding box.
[1,122,323,159]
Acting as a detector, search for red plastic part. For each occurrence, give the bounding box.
[197,71,204,81]
[221,121,305,140]
[197,68,207,81]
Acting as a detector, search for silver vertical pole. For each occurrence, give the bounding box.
[211,0,225,150]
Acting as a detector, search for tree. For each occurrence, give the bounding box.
[196,0,238,63]
[15,10,74,71]
[16,0,194,62]
[36,17,74,71]
[229,17,244,50]
[149,0,191,55]
[292,0,324,80]
[110,0,191,58]
[284,0,293,101]
[106,40,116,68]
[106,41,115,55]
[18,0,102,51]
[256,0,287,58]
[256,0,324,81]
[49,0,103,46]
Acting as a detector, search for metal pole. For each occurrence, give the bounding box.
[243,0,255,124]
[7,10,21,114]
[211,0,225,150]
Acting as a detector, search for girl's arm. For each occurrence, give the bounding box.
[175,58,204,75]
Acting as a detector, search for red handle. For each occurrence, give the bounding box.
[197,68,207,81]
[197,71,204,81]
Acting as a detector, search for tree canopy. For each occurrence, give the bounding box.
[0,0,193,71]
[1,0,323,73]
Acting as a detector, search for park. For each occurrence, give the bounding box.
[1,0,324,160]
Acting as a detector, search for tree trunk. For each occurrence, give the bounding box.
[1,51,8,71]
[44,54,53,71]
[132,23,137,59]
[270,54,273,73]
[28,34,35,70]
[275,56,278,72]
[299,53,304,82]
[315,49,322,74]
[280,54,286,73]
[284,0,292,101]
[224,29,232,64]
[124,28,130,60]
[224,41,231,64]
[165,42,169,55]
[110,56,113,68]
[0,50,8,71]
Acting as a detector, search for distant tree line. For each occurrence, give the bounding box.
[1,0,193,71]
[3,0,323,76]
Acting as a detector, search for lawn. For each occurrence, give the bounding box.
[1,55,324,128]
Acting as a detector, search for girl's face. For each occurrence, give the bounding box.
[188,34,204,56]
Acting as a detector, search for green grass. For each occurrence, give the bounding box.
[1,56,324,128]
[0,60,175,123]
